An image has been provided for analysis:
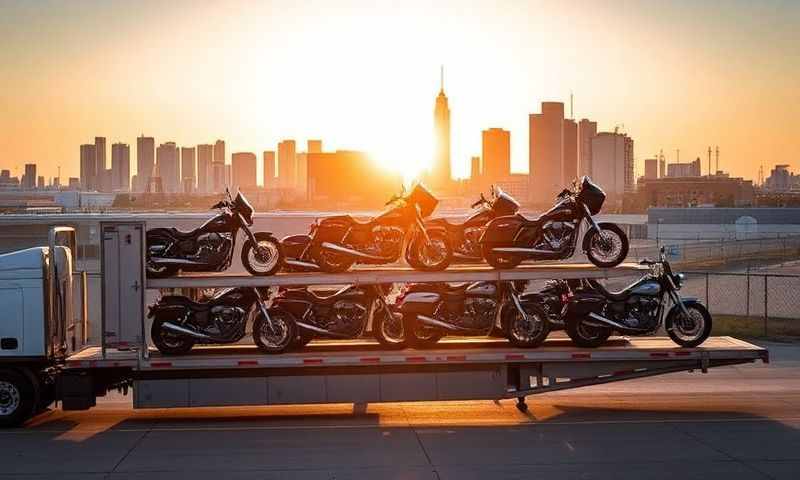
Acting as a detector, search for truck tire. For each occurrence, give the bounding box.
[0,369,35,428]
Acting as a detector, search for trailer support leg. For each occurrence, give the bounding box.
[516,396,528,413]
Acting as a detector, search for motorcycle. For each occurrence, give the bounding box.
[148,287,295,354]
[396,281,550,348]
[479,176,629,269]
[267,283,406,349]
[146,189,283,278]
[425,186,520,262]
[564,247,712,348]
[281,183,452,273]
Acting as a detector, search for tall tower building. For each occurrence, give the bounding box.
[563,119,578,183]
[529,102,564,204]
[307,140,322,154]
[212,139,226,192]
[278,139,297,189]
[644,158,658,180]
[94,137,106,183]
[111,142,130,191]
[231,152,257,191]
[180,146,196,193]
[263,151,276,188]
[80,144,96,190]
[136,135,155,192]
[156,142,179,193]
[196,144,213,193]
[23,164,36,189]
[432,67,451,191]
[481,128,510,187]
[590,132,634,197]
[577,119,597,178]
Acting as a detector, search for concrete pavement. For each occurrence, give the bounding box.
[2,341,798,479]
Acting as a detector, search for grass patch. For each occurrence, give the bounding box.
[712,315,800,342]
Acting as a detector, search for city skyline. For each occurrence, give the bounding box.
[1,1,798,184]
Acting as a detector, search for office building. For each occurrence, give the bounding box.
[563,119,578,182]
[94,137,106,187]
[80,144,96,190]
[667,158,702,178]
[111,142,130,191]
[529,102,565,204]
[196,144,213,193]
[578,119,597,178]
[278,139,297,189]
[263,151,276,188]
[136,135,154,192]
[23,164,36,189]
[156,142,179,193]
[231,152,257,191]
[432,69,451,191]
[307,140,322,154]
[638,175,754,207]
[212,162,225,193]
[590,132,635,197]
[470,156,481,185]
[180,147,196,192]
[481,128,510,187]
[644,158,658,180]
[37,176,45,189]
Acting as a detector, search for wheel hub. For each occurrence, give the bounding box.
[0,381,20,416]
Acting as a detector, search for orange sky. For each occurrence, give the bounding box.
[1,0,798,184]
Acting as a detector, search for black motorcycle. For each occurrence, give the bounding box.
[396,281,550,348]
[480,176,629,269]
[148,287,295,354]
[425,186,520,262]
[281,183,452,273]
[564,247,712,348]
[146,190,283,278]
[266,284,406,349]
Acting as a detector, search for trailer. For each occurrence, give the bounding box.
[0,223,768,427]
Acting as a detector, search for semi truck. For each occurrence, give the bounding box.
[0,223,768,427]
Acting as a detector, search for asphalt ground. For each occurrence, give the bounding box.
[3,341,799,479]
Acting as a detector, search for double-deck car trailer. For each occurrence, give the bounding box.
[0,223,768,426]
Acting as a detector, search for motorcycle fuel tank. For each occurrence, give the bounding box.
[465,282,496,297]
[630,280,661,296]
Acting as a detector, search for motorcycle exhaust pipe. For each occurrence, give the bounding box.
[161,322,214,340]
[320,242,390,261]
[283,259,321,271]
[295,320,350,338]
[417,314,472,332]
[587,313,648,332]
[491,247,554,255]
[149,257,207,265]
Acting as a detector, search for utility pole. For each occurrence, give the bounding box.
[707,147,712,177]
[715,146,719,173]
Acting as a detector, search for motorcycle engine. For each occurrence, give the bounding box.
[609,297,660,330]
[442,298,497,331]
[190,232,232,264]
[369,226,403,257]
[462,227,484,257]
[204,305,246,337]
[324,300,368,337]
[539,221,575,251]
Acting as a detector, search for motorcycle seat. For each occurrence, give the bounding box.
[158,295,212,310]
[282,285,356,303]
[322,214,373,226]
[439,282,470,295]
[166,227,200,239]
[587,279,631,302]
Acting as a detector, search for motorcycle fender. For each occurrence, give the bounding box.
[397,292,441,315]
[566,295,606,317]
[281,234,311,258]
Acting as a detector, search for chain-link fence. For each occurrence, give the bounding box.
[628,236,800,266]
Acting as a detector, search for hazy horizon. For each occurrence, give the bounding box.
[1,0,798,184]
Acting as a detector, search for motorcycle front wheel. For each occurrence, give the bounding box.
[565,316,612,348]
[242,233,284,276]
[150,318,195,355]
[409,230,452,271]
[666,302,712,347]
[373,309,407,349]
[502,302,551,348]
[253,308,296,354]
[585,223,629,268]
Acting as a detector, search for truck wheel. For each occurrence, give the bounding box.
[565,317,612,348]
[0,370,35,428]
[151,319,195,355]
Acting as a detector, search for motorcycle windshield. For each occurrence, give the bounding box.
[233,191,255,225]
[405,183,439,218]
[492,188,520,216]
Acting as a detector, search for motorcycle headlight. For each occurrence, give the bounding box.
[673,273,685,289]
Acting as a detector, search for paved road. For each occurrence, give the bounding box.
[3,341,799,479]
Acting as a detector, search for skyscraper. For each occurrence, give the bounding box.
[94,137,106,185]
[156,142,179,193]
[529,102,564,204]
[136,135,154,192]
[481,128,510,187]
[296,152,308,196]
[196,144,213,193]
[231,152,257,191]
[591,132,634,197]
[578,119,597,177]
[80,144,96,190]
[263,151,276,188]
[111,142,130,191]
[180,146,196,192]
[563,119,578,183]
[307,139,322,154]
[23,164,36,189]
[212,139,226,192]
[644,158,658,180]
[432,67,451,191]
[278,139,297,189]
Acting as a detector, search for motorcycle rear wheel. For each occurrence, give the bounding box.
[311,245,354,273]
[403,314,443,348]
[565,316,612,348]
[151,318,195,355]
